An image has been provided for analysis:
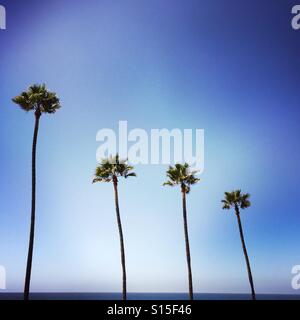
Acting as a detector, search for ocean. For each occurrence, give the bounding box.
[0,293,300,300]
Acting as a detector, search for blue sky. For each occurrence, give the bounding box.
[0,0,300,294]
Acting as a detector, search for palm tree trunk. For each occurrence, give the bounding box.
[24,110,41,301]
[235,206,256,300]
[182,189,194,300]
[113,177,127,300]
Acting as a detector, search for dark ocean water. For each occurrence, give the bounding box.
[0,293,300,300]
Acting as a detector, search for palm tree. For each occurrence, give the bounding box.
[222,190,256,300]
[163,163,200,300]
[12,84,61,300]
[93,154,136,300]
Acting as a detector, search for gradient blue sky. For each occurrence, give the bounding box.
[0,0,300,294]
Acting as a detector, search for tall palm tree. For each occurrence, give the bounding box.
[12,84,61,300]
[163,163,200,300]
[93,154,136,300]
[222,190,256,300]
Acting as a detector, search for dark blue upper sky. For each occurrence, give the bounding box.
[0,0,300,294]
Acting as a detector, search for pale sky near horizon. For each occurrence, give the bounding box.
[0,0,300,294]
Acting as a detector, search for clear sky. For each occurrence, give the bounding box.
[0,0,300,294]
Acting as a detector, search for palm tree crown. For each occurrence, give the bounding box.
[222,190,251,210]
[12,84,61,114]
[93,154,136,183]
[163,163,200,193]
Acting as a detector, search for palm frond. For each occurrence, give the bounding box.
[125,172,137,178]
[12,92,33,111]
[163,181,175,187]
